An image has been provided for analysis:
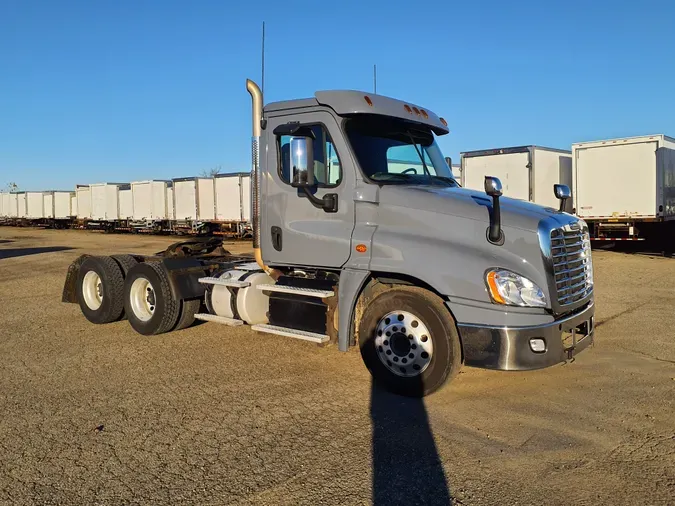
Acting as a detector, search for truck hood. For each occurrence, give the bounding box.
[378,185,560,231]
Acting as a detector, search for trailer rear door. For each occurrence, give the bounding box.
[657,147,675,221]
[575,141,658,219]
[463,152,530,201]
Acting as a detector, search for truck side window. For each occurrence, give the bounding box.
[278,124,342,187]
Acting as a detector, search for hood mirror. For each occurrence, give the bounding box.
[554,184,571,212]
[484,176,504,244]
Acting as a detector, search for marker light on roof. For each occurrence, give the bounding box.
[439,117,448,126]
[420,109,429,119]
[412,107,421,116]
[364,95,373,107]
[404,105,413,114]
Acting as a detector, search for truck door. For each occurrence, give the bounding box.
[262,110,355,268]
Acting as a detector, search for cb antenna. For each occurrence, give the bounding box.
[261,21,265,99]
[373,64,377,94]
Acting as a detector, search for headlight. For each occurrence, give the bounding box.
[485,269,547,308]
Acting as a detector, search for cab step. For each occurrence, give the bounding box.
[255,284,334,298]
[250,324,330,344]
[194,313,244,326]
[198,276,251,288]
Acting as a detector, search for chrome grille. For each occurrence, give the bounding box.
[550,223,593,306]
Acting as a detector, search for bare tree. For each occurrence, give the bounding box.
[200,166,222,178]
[3,182,19,192]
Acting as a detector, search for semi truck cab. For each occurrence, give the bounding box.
[63,79,595,397]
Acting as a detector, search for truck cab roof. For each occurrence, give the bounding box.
[265,90,449,135]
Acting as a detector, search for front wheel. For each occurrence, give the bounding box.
[358,285,462,397]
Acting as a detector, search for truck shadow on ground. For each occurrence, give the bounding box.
[0,246,73,260]
[370,380,452,505]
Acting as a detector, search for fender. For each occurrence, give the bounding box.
[337,268,370,352]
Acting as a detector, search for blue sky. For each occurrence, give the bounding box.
[1,0,674,191]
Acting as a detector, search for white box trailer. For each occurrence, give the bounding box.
[460,146,573,211]
[572,134,675,241]
[7,193,19,218]
[76,185,91,220]
[70,194,78,217]
[17,192,27,218]
[90,183,130,221]
[119,188,133,220]
[172,177,215,222]
[131,180,169,221]
[26,192,45,219]
[43,191,74,220]
[43,192,54,218]
[0,192,7,217]
[54,191,74,219]
[167,183,175,220]
[215,172,251,222]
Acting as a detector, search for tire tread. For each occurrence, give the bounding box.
[145,261,181,334]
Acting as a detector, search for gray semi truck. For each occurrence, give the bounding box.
[62,79,595,397]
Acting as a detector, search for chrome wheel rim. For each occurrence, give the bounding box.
[374,310,433,377]
[82,271,103,310]
[129,277,156,322]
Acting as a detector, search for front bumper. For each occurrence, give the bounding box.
[456,301,595,371]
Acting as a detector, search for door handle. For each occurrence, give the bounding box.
[271,226,282,251]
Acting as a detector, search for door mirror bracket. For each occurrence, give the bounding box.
[300,187,338,213]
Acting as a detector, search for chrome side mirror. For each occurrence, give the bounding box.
[484,176,503,197]
[290,137,314,188]
[554,184,571,212]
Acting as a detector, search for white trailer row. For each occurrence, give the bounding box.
[572,134,675,241]
[459,135,675,244]
[1,173,252,236]
[460,146,573,212]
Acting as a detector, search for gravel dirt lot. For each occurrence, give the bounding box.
[1,227,673,505]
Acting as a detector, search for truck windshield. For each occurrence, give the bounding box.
[345,116,458,186]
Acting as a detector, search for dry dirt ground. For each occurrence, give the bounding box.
[0,227,673,505]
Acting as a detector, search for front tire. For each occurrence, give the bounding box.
[358,285,462,397]
[124,262,180,335]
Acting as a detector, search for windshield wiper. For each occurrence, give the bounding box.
[430,175,460,187]
[405,131,433,184]
[371,172,414,182]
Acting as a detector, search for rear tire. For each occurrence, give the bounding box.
[174,298,201,331]
[111,254,139,276]
[76,256,125,324]
[124,262,180,335]
[358,285,462,397]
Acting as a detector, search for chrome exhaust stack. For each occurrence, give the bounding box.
[246,79,279,279]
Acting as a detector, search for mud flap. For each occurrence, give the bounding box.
[61,254,92,303]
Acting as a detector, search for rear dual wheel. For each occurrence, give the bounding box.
[76,256,126,324]
[123,262,199,335]
[76,256,199,334]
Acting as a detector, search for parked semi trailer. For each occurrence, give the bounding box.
[63,80,595,396]
[43,191,75,227]
[214,172,252,237]
[172,177,216,233]
[461,146,573,211]
[572,134,675,244]
[130,180,171,231]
